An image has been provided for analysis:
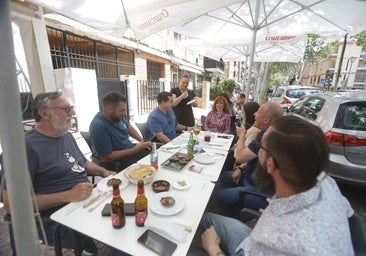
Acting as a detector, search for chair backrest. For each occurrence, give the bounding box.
[136,122,149,139]
[80,131,92,150]
[349,213,366,255]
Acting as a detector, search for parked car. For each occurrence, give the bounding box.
[287,91,366,186]
[269,85,322,111]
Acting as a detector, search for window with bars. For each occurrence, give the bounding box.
[47,26,135,80]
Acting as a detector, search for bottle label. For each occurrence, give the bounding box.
[111,213,121,226]
[135,210,147,225]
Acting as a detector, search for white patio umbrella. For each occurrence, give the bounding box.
[180,33,307,63]
[172,0,366,97]
[26,0,242,40]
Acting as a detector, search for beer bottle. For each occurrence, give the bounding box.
[134,180,148,227]
[150,142,158,170]
[187,131,194,156]
[110,179,125,229]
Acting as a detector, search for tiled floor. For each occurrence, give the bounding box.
[0,207,110,256]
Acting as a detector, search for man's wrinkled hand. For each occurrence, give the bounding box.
[68,182,93,202]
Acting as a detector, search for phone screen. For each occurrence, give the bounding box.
[101,203,135,216]
[137,229,177,256]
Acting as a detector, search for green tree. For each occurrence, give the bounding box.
[269,63,299,86]
[303,34,337,64]
[209,78,236,100]
[354,30,366,51]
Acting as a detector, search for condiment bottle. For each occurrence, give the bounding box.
[187,131,194,156]
[134,180,148,227]
[150,142,158,170]
[110,179,125,229]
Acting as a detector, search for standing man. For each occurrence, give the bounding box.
[89,92,151,171]
[194,116,354,256]
[147,91,190,144]
[1,91,116,254]
[215,102,283,213]
[171,74,198,128]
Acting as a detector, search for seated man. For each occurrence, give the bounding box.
[89,92,151,170]
[1,91,116,254]
[192,116,354,256]
[147,91,191,144]
[214,102,283,214]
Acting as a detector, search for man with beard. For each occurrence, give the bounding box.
[214,102,283,213]
[1,91,116,255]
[192,116,354,256]
[89,92,151,170]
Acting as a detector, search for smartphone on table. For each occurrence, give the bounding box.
[137,229,177,256]
[101,203,135,216]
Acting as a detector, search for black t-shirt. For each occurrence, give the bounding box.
[170,87,196,127]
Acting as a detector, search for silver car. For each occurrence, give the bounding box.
[287,91,366,186]
[270,85,322,111]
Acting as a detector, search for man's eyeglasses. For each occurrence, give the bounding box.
[253,140,279,168]
[45,105,74,114]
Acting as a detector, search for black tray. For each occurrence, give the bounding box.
[161,152,193,171]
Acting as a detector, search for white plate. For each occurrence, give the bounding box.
[172,180,191,190]
[194,153,216,164]
[96,175,129,192]
[186,98,197,105]
[149,192,185,216]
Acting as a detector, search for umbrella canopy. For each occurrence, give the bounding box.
[180,34,307,62]
[26,0,242,40]
[174,0,366,40]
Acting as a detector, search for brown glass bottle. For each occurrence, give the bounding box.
[134,180,148,227]
[110,179,125,229]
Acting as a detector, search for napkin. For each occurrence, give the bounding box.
[144,215,188,242]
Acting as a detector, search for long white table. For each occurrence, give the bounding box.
[51,132,233,255]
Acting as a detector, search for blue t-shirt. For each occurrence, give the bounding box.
[89,112,133,158]
[245,129,266,186]
[147,108,177,141]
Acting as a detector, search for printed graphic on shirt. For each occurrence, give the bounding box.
[64,151,85,173]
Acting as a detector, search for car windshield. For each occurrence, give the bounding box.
[334,102,366,131]
[286,89,321,99]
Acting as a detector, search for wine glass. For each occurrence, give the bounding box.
[193,124,201,141]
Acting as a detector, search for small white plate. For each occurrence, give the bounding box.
[96,175,129,192]
[149,192,185,216]
[172,180,191,190]
[186,98,197,105]
[194,153,216,164]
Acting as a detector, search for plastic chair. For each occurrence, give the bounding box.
[80,131,122,173]
[135,122,149,140]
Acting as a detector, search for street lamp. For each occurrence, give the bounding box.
[344,55,357,89]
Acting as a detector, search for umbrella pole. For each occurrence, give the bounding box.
[0,1,40,255]
[246,0,260,102]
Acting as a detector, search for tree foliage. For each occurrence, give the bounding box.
[269,63,299,86]
[354,30,366,51]
[303,34,337,64]
[209,78,236,100]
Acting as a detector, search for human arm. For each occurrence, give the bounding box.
[128,124,144,142]
[84,160,116,177]
[99,141,151,162]
[235,135,257,163]
[172,91,188,107]
[2,183,94,213]
[155,132,172,144]
[176,123,193,132]
[201,226,226,256]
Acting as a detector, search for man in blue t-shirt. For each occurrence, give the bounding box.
[147,92,191,144]
[1,91,116,254]
[89,92,151,171]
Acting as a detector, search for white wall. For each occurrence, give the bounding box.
[54,68,99,132]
